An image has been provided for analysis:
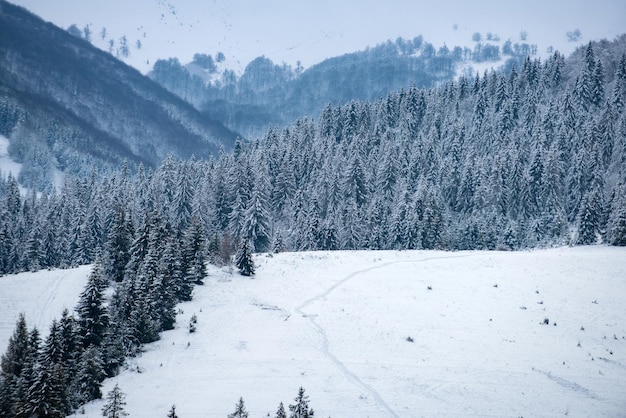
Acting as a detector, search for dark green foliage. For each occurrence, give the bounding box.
[576,190,603,245]
[275,402,287,418]
[606,183,626,246]
[228,397,248,418]
[167,404,179,418]
[25,325,68,418]
[102,384,128,418]
[100,322,126,377]
[77,262,109,348]
[0,314,30,416]
[182,215,208,286]
[70,346,104,406]
[103,205,133,282]
[235,240,255,277]
[12,327,40,418]
[0,313,29,379]
[289,387,314,418]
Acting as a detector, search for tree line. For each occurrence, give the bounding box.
[0,38,625,416]
[1,41,625,279]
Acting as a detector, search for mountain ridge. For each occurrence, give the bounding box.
[0,0,239,189]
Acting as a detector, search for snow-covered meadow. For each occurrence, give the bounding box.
[2,246,625,417]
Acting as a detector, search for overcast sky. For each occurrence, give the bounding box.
[10,0,626,73]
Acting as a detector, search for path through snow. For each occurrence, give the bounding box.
[295,254,475,417]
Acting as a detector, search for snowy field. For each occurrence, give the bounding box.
[2,247,626,417]
[0,265,92,347]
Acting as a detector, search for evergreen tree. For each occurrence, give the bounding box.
[162,234,189,301]
[0,313,30,416]
[168,404,179,418]
[171,161,195,232]
[289,387,314,418]
[71,346,105,406]
[128,276,160,345]
[181,215,207,286]
[57,309,81,411]
[151,265,178,331]
[13,327,40,418]
[228,397,248,418]
[275,401,287,418]
[342,153,368,207]
[103,204,132,282]
[235,240,255,276]
[576,189,602,245]
[242,181,271,252]
[77,261,109,348]
[273,229,287,253]
[0,313,29,380]
[26,325,67,418]
[606,183,626,246]
[100,321,126,377]
[102,384,128,418]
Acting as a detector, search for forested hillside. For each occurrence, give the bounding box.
[1,30,626,417]
[0,1,238,191]
[1,38,625,278]
[150,35,537,137]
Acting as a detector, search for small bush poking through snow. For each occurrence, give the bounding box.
[189,314,198,333]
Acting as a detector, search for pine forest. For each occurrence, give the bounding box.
[1,37,626,416]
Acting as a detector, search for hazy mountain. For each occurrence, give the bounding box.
[0,1,239,190]
[150,35,541,138]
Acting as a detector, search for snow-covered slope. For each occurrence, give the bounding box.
[0,265,92,347]
[2,247,625,417]
[81,248,626,416]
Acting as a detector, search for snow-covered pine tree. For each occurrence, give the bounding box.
[167,404,178,418]
[288,387,314,418]
[77,261,109,348]
[272,229,286,253]
[606,182,626,246]
[71,346,105,406]
[235,239,255,276]
[102,384,128,418]
[25,323,67,418]
[12,327,40,417]
[103,204,133,282]
[100,320,126,377]
[0,313,30,416]
[181,215,207,286]
[576,189,603,245]
[275,401,287,418]
[171,161,195,233]
[128,275,160,345]
[242,179,271,252]
[228,397,249,418]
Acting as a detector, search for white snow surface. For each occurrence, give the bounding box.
[0,265,92,345]
[2,247,626,417]
[0,134,22,179]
